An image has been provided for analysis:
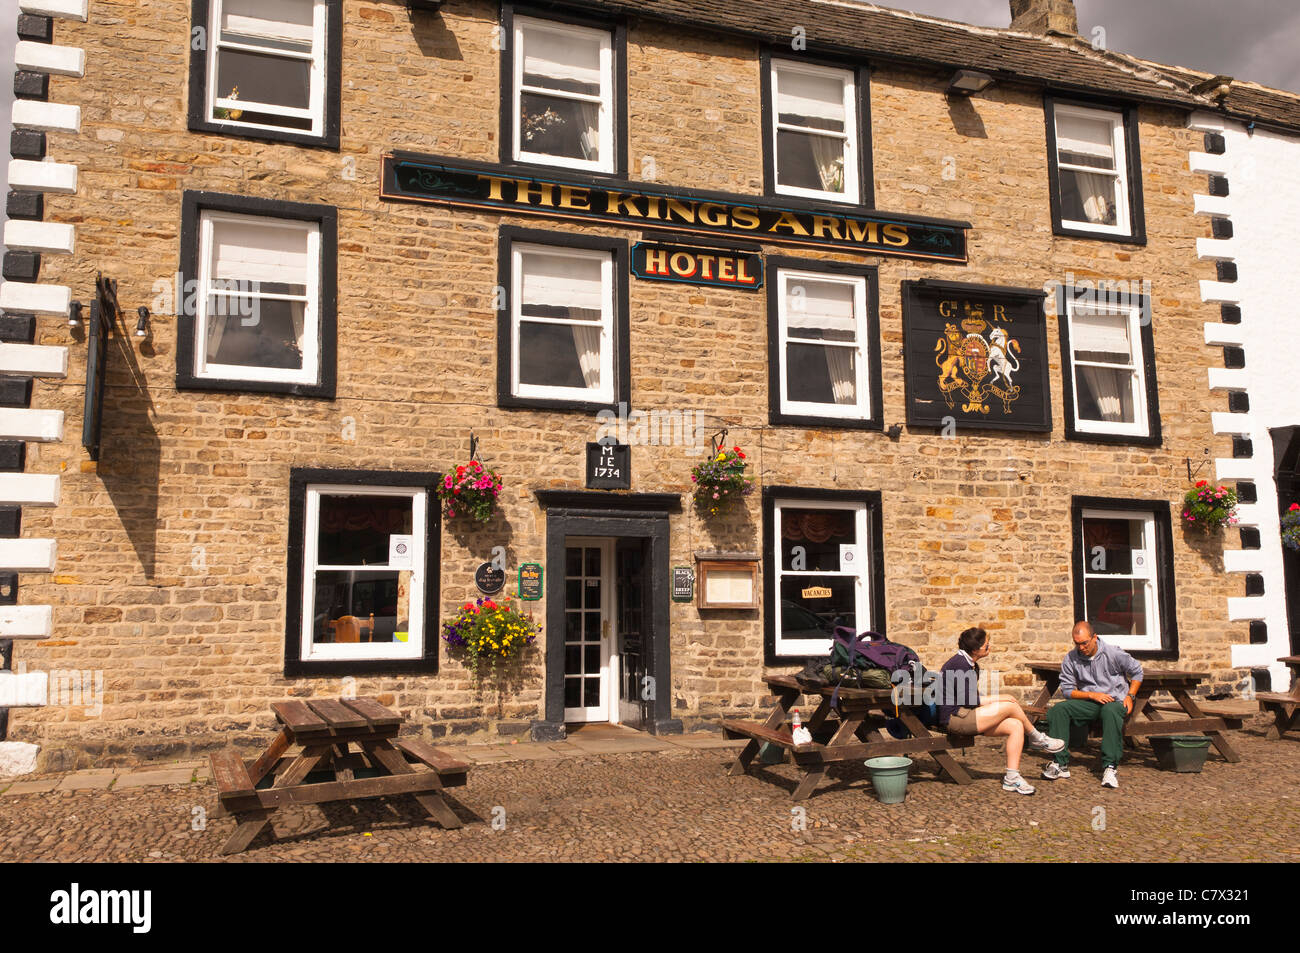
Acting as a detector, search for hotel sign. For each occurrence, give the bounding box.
[632,242,763,290]
[382,153,969,264]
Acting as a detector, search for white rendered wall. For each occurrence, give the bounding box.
[1188,112,1300,690]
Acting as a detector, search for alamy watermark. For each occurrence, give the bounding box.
[1043,271,1152,325]
[151,273,262,325]
[595,402,711,450]
[4,662,104,716]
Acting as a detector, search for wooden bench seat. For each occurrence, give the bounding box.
[721,719,808,751]
[393,737,471,784]
[1146,702,1245,728]
[210,749,256,800]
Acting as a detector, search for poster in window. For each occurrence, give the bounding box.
[901,280,1052,432]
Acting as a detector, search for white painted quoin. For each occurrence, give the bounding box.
[1187,109,1300,691]
[0,0,87,774]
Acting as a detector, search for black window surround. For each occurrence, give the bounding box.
[1043,92,1146,245]
[499,3,629,180]
[762,486,886,665]
[1070,495,1179,661]
[1056,283,1162,447]
[760,48,875,211]
[187,0,343,150]
[176,190,338,398]
[766,256,883,431]
[496,224,631,414]
[284,468,441,677]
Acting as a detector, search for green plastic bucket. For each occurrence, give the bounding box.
[1150,734,1211,773]
[864,756,913,804]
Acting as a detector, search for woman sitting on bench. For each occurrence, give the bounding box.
[938,627,1065,795]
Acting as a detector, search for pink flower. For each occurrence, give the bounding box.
[713,492,720,499]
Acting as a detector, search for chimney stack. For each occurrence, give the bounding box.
[1009,0,1079,35]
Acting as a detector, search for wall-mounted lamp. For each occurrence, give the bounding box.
[135,306,150,338]
[68,300,83,328]
[886,423,903,440]
[946,69,995,97]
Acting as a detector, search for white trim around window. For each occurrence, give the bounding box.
[206,0,328,138]
[1052,102,1131,238]
[770,58,859,204]
[773,497,871,658]
[1079,507,1162,653]
[512,15,614,174]
[194,209,322,386]
[776,268,871,420]
[1062,293,1149,438]
[299,484,427,663]
[509,241,615,404]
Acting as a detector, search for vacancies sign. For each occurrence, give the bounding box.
[381,154,968,264]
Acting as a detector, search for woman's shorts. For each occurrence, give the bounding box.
[947,707,979,734]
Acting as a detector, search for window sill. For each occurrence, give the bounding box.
[1064,425,1161,448]
[188,117,339,152]
[176,372,335,400]
[284,657,439,678]
[1051,222,1146,246]
[771,410,881,431]
[499,393,618,415]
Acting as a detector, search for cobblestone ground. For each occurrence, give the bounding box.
[2,728,1297,862]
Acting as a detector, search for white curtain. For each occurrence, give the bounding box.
[776,69,845,127]
[785,278,856,333]
[824,348,855,403]
[521,252,604,311]
[1070,170,1116,224]
[206,307,228,362]
[1078,366,1134,422]
[809,135,845,193]
[571,321,601,389]
[522,28,601,88]
[221,0,315,45]
[579,101,600,161]
[211,218,311,285]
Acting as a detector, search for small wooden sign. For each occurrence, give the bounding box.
[518,562,543,601]
[586,441,630,489]
[475,562,506,595]
[801,585,833,599]
[632,242,763,291]
[672,566,695,603]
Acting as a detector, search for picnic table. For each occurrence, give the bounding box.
[209,696,470,855]
[1257,656,1300,739]
[722,674,974,800]
[1027,662,1244,763]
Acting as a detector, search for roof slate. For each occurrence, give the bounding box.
[569,0,1300,132]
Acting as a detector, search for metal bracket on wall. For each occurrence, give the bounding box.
[1185,448,1211,484]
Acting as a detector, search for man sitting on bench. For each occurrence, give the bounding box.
[1042,620,1144,789]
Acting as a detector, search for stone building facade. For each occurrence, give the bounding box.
[2,0,1297,769]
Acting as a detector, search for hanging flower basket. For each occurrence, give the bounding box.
[691,446,754,518]
[441,598,540,678]
[437,460,502,524]
[1282,503,1300,552]
[1181,481,1238,531]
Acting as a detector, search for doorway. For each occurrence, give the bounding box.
[562,537,651,728]
[1275,427,1300,655]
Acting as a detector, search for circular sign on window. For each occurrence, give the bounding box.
[475,562,506,595]
[1135,555,1145,568]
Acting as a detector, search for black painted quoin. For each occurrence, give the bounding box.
[902,280,1052,433]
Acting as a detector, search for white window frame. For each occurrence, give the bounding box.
[1063,294,1149,438]
[776,268,871,420]
[300,484,427,662]
[770,58,859,205]
[194,209,321,386]
[510,242,615,404]
[773,498,871,658]
[1052,102,1131,238]
[1080,507,1162,653]
[512,15,615,174]
[206,0,328,137]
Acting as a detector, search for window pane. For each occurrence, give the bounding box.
[1082,516,1142,575]
[221,0,314,46]
[1085,578,1151,637]
[1072,308,1132,363]
[1059,168,1118,226]
[1075,365,1137,423]
[316,494,414,566]
[521,250,603,312]
[780,508,857,570]
[1056,113,1116,167]
[205,296,306,370]
[311,569,412,644]
[787,343,855,405]
[215,48,311,113]
[518,321,598,390]
[779,577,855,638]
[784,277,856,333]
[521,26,602,95]
[211,217,311,286]
[777,129,845,193]
[776,69,846,132]
[520,93,599,161]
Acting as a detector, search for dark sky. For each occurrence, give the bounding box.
[867,0,1300,93]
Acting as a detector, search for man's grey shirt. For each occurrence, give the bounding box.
[1059,638,1144,700]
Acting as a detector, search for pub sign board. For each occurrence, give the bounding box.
[518,563,543,601]
[901,280,1052,433]
[586,442,631,490]
[672,566,695,603]
[632,242,763,291]
[382,153,969,264]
